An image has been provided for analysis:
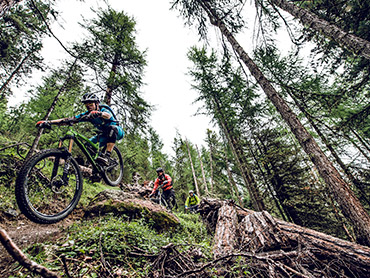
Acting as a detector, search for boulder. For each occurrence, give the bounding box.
[84,189,179,230]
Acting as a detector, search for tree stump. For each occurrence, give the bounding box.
[198,198,370,277]
[213,200,239,258]
[239,210,290,252]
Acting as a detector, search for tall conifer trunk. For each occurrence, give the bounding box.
[267,0,370,60]
[199,1,370,246]
[215,98,265,211]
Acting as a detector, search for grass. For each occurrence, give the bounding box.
[9,213,213,277]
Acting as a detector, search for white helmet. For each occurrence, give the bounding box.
[81,93,99,103]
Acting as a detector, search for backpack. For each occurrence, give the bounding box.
[99,104,119,123]
[188,194,198,205]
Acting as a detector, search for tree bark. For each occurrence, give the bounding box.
[0,228,61,278]
[269,0,370,60]
[186,139,200,197]
[199,199,370,277]
[200,1,370,247]
[212,201,239,259]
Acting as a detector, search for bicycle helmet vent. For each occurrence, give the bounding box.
[82,93,100,103]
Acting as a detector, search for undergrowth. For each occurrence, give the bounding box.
[9,213,212,277]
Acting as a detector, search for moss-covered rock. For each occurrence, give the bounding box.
[84,189,179,230]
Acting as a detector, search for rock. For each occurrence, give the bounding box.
[84,189,179,230]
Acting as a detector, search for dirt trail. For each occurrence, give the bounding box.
[0,211,81,277]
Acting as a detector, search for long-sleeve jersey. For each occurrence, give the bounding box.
[151,174,173,194]
[75,106,118,131]
[185,194,200,207]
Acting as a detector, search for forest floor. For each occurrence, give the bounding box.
[0,209,84,277]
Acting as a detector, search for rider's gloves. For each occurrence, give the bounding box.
[88,111,102,119]
[36,121,51,129]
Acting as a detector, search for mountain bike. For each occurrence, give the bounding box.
[149,184,177,211]
[186,205,199,214]
[15,117,124,224]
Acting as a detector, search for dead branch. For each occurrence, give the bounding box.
[0,228,61,278]
[0,142,30,152]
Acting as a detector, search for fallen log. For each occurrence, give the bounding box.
[239,210,290,252]
[198,198,370,277]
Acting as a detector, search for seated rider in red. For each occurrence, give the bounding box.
[150,167,175,206]
[36,93,124,165]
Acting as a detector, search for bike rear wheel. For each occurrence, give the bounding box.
[15,149,83,224]
[101,146,124,186]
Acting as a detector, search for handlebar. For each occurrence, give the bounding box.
[36,115,90,129]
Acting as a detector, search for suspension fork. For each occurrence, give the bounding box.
[51,138,74,184]
[59,137,74,152]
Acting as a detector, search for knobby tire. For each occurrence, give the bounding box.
[101,146,123,186]
[15,149,83,224]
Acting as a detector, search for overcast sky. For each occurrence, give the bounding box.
[9,0,292,155]
[8,0,216,155]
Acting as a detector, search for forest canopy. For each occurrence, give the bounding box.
[1,0,370,250]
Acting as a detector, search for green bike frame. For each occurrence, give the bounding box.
[58,128,102,173]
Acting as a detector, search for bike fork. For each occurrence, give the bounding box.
[62,156,72,184]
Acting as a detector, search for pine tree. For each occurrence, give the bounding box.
[173,0,370,246]
[0,0,55,98]
[74,6,151,133]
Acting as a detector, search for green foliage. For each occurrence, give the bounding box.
[74,6,152,133]
[172,133,199,208]
[10,213,212,277]
[0,136,32,214]
[3,60,86,147]
[187,46,262,208]
[254,44,370,212]
[0,0,56,96]
[120,133,152,183]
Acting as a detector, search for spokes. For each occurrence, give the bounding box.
[101,146,123,186]
[26,153,79,216]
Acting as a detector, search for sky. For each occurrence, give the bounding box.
[9,0,216,155]
[8,0,294,155]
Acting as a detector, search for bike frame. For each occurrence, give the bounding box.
[57,127,102,173]
[158,190,169,208]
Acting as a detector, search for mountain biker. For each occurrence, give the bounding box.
[185,190,200,213]
[36,93,124,165]
[149,167,176,207]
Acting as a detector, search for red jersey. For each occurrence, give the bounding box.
[152,174,173,194]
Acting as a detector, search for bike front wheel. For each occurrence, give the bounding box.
[101,146,124,186]
[15,149,83,224]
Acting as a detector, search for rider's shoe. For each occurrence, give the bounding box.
[96,153,111,166]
